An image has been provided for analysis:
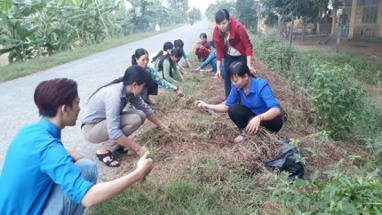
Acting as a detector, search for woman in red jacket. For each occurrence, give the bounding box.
[213,9,256,98]
[195,33,210,62]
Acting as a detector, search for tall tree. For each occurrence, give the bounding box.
[167,0,189,13]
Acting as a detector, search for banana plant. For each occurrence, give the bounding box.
[0,1,43,62]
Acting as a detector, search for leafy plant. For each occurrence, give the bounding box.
[308,63,366,140]
[270,157,382,214]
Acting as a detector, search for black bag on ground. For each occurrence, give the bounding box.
[263,139,305,181]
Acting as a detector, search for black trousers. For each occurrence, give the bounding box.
[228,104,283,133]
[224,54,246,98]
[141,82,158,100]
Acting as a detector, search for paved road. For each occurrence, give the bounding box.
[0,18,211,179]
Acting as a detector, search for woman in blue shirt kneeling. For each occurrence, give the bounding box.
[195,61,283,143]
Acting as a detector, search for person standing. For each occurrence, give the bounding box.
[0,78,153,215]
[213,9,256,98]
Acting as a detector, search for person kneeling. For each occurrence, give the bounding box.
[195,61,283,143]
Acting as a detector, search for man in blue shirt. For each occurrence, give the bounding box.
[0,78,154,215]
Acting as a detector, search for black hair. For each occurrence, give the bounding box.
[89,65,152,99]
[215,9,230,23]
[199,33,207,39]
[151,42,174,63]
[208,40,215,49]
[174,39,184,48]
[228,61,255,79]
[157,48,183,77]
[131,48,148,65]
[163,41,174,51]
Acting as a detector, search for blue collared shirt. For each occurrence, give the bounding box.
[0,118,94,215]
[225,77,280,114]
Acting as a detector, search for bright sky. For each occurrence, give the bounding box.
[188,0,216,14]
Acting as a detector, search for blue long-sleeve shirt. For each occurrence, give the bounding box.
[0,118,94,215]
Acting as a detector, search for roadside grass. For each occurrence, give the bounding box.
[87,36,380,214]
[0,24,185,82]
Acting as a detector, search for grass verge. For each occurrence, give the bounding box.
[0,24,185,82]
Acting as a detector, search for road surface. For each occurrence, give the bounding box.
[0,18,211,179]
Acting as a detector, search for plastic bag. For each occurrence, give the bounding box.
[264,139,305,181]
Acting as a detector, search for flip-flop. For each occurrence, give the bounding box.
[96,150,120,167]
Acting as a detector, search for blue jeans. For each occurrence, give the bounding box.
[42,159,98,215]
[224,54,247,98]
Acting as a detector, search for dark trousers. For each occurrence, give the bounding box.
[224,54,247,98]
[228,104,283,133]
[141,82,158,100]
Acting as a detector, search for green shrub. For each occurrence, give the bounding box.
[308,63,366,140]
[270,157,382,214]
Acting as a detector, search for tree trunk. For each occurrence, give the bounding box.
[335,17,341,53]
[94,0,110,38]
[289,16,294,45]
[302,17,306,42]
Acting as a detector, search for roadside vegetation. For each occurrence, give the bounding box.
[0,0,201,81]
[87,34,382,214]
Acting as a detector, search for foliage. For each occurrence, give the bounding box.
[235,0,258,33]
[0,0,178,63]
[256,33,297,74]
[89,154,259,215]
[305,50,382,85]
[270,156,382,214]
[205,0,236,21]
[253,34,382,144]
[308,63,367,140]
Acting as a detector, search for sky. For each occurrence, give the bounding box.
[188,0,216,14]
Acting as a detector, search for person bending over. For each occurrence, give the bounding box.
[132,48,184,105]
[81,66,169,167]
[195,61,283,143]
[213,9,256,98]
[0,78,153,215]
[154,48,184,85]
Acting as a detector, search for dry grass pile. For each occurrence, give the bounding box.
[112,56,370,187]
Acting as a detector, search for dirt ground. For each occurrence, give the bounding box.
[287,35,382,61]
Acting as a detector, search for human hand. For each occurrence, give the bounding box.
[245,115,262,134]
[175,88,185,97]
[194,100,207,108]
[247,64,257,74]
[215,69,222,79]
[136,145,148,157]
[159,124,171,133]
[194,67,200,72]
[136,151,153,179]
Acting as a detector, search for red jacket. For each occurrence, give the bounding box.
[213,17,253,61]
[194,40,210,60]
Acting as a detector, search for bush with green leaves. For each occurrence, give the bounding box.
[255,33,297,74]
[270,156,382,214]
[308,63,367,140]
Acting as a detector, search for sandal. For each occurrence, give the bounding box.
[96,150,120,167]
[116,146,129,154]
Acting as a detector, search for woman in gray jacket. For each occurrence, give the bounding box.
[81,65,170,167]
